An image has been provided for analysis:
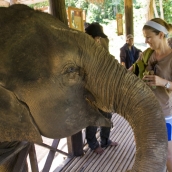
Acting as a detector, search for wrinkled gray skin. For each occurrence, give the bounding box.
[0,4,168,172]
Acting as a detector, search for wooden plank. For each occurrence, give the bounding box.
[29,144,39,172]
[64,114,121,172]
[67,131,84,156]
[122,144,135,171]
[42,139,60,172]
[13,143,31,172]
[39,113,137,172]
[84,115,126,172]
[34,137,53,164]
[0,142,28,165]
[95,118,133,171]
[110,139,135,172]
[108,123,134,171]
[36,142,69,156]
[51,156,73,172]
[59,113,136,172]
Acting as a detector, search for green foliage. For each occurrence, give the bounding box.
[162,0,172,24]
[133,0,142,9]
[65,0,124,24]
[29,1,49,9]
[155,0,172,23]
[27,0,172,25]
[65,0,172,24]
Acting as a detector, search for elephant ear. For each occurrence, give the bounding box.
[0,86,42,143]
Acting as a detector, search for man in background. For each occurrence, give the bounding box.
[120,34,142,69]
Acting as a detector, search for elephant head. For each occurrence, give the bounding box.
[0,4,167,172]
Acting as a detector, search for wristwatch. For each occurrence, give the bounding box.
[165,81,170,89]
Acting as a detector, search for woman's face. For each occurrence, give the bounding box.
[143,29,161,50]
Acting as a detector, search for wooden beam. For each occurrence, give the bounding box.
[12,143,31,172]
[42,139,60,172]
[48,0,68,26]
[29,144,39,172]
[67,131,84,156]
[124,0,133,36]
[147,0,154,20]
[36,141,69,156]
[159,0,164,19]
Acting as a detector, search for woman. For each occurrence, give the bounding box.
[130,18,172,172]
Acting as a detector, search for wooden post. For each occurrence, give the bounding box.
[13,143,32,172]
[124,0,133,36]
[159,0,164,19]
[146,0,154,20]
[42,140,60,172]
[67,131,84,156]
[29,144,39,172]
[48,0,68,26]
[116,13,123,36]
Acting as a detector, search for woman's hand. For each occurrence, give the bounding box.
[143,75,167,87]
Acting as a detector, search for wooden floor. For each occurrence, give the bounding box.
[27,113,169,172]
[58,113,136,172]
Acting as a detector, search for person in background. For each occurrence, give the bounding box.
[130,18,172,172]
[120,34,142,69]
[84,22,118,154]
[85,22,109,50]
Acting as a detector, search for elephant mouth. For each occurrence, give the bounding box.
[84,90,98,111]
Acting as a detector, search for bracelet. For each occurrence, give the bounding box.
[164,81,170,89]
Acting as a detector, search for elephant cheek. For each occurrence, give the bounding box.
[65,99,111,128]
[33,98,111,139]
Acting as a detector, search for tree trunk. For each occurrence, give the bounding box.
[49,0,68,26]
[146,0,154,21]
[153,0,159,18]
[159,0,164,19]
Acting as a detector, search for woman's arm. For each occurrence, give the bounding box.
[143,75,172,91]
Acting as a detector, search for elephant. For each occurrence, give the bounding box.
[0,4,168,172]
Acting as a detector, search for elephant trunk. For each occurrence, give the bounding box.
[79,36,167,172]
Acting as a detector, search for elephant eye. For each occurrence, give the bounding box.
[66,66,76,73]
